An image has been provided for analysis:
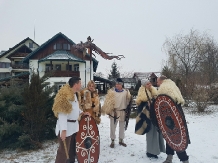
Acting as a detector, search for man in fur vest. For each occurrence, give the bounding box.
[80,80,101,124]
[157,75,189,163]
[53,77,87,163]
[102,78,131,148]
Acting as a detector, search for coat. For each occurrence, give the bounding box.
[135,86,157,135]
[80,88,101,124]
[102,87,131,121]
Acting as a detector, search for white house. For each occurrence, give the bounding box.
[0,38,39,85]
[22,32,99,91]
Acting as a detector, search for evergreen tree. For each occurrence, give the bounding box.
[21,72,55,149]
[108,61,120,79]
[0,84,25,149]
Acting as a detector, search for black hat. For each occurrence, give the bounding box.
[116,78,123,84]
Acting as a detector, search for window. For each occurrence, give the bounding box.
[0,73,10,79]
[63,43,70,50]
[55,64,61,71]
[74,64,79,71]
[14,72,21,75]
[55,82,66,93]
[46,64,52,71]
[56,43,62,50]
[29,42,33,48]
[0,62,10,68]
[15,61,22,65]
[53,43,62,50]
[62,43,71,50]
[66,64,72,71]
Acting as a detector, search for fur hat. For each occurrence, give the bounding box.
[141,79,150,86]
[116,78,123,85]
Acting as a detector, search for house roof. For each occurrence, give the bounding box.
[38,50,85,63]
[0,72,30,82]
[0,51,6,55]
[120,78,136,83]
[133,72,161,80]
[0,37,38,58]
[22,32,76,62]
[22,32,99,72]
[94,75,112,83]
[6,44,32,58]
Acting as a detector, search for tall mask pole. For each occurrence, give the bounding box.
[88,48,92,81]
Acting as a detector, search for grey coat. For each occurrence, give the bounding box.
[146,123,166,155]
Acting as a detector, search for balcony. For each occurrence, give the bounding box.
[45,70,80,77]
[11,63,29,69]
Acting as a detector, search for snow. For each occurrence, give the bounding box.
[1,106,218,163]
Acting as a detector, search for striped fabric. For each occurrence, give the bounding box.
[135,101,151,135]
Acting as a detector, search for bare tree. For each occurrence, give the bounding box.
[163,29,218,100]
[198,39,218,85]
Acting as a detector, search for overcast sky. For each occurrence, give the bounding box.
[1,0,218,76]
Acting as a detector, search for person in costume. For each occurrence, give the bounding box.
[135,79,165,159]
[102,78,131,148]
[53,77,89,163]
[157,75,190,163]
[80,80,101,124]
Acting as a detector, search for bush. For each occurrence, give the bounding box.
[209,86,218,104]
[0,85,25,149]
[192,86,209,112]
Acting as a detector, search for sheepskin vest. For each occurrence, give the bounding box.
[102,87,131,115]
[80,88,101,124]
[135,86,158,106]
[52,84,81,118]
[157,79,185,106]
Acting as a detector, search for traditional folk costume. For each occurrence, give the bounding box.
[135,79,165,158]
[157,79,189,163]
[102,78,131,148]
[52,84,82,163]
[80,82,101,125]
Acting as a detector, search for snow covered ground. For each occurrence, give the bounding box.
[0,106,218,163]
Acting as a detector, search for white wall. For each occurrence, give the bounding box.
[33,60,94,88]
[0,55,11,73]
[24,40,38,51]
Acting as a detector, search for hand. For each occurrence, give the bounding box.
[60,130,66,141]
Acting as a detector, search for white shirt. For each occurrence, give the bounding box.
[55,94,82,137]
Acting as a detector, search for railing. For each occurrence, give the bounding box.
[45,70,80,77]
[11,63,29,69]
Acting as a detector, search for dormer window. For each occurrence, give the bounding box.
[63,43,70,50]
[56,43,62,50]
[53,43,62,50]
[29,42,33,48]
[54,43,70,50]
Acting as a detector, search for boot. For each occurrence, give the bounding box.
[146,152,158,159]
[119,138,127,147]
[163,155,173,163]
[110,139,114,148]
[182,160,189,163]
